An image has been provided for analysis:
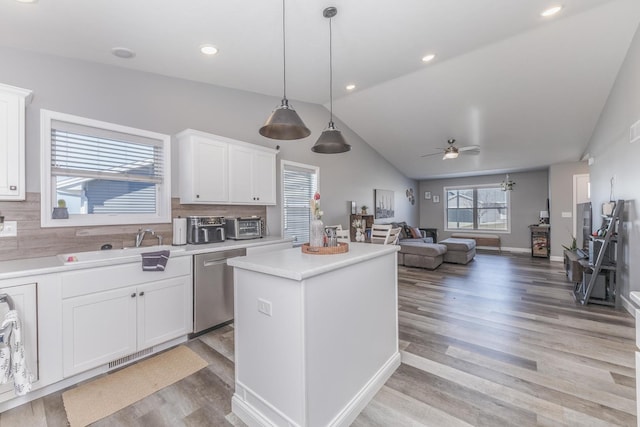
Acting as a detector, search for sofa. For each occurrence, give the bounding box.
[390,222,447,269]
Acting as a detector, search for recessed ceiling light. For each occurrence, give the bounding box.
[345,84,356,91]
[422,54,436,63]
[15,0,38,3]
[111,47,136,59]
[200,45,219,56]
[541,5,563,17]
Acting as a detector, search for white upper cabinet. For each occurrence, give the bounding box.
[0,83,32,200]
[228,144,276,204]
[177,129,276,205]
[178,132,228,204]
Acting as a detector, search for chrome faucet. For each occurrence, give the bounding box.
[135,228,162,247]
[135,228,152,247]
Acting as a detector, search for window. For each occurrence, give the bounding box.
[281,160,319,245]
[445,185,509,232]
[40,110,171,227]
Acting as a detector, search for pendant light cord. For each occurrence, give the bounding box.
[282,0,287,100]
[329,15,333,123]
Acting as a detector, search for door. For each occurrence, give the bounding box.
[228,145,254,203]
[63,287,137,377]
[192,136,228,202]
[0,88,27,200]
[137,276,192,349]
[573,173,590,239]
[252,151,276,204]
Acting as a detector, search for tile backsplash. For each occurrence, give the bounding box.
[0,193,267,261]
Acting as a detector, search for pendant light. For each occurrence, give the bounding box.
[312,7,351,154]
[259,0,310,140]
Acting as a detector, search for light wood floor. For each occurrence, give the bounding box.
[0,252,636,426]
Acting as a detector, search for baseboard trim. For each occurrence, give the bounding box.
[328,352,401,427]
[620,294,635,317]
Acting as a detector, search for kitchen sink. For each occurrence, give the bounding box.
[58,245,185,265]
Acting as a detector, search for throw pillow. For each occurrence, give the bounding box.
[409,227,422,239]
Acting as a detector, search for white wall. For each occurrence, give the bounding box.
[0,46,418,235]
[419,170,549,249]
[585,23,640,300]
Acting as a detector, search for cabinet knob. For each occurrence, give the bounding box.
[139,291,145,296]
[131,293,136,298]
[196,194,200,198]
[9,185,16,191]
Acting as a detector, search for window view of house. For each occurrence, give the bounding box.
[446,186,509,231]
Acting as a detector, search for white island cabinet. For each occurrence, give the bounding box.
[630,291,640,427]
[228,243,401,427]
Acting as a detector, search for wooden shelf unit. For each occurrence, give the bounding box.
[349,214,374,242]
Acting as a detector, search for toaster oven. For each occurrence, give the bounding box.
[224,217,263,240]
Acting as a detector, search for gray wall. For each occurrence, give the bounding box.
[584,23,640,302]
[548,161,589,258]
[419,170,549,249]
[0,46,418,236]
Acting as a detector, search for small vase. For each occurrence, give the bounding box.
[52,207,69,219]
[309,218,324,247]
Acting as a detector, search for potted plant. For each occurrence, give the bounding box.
[52,199,69,219]
[361,205,368,215]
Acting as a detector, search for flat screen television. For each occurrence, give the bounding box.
[576,202,592,251]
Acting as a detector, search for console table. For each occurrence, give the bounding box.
[529,225,550,258]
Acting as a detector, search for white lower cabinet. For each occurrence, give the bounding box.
[61,257,192,378]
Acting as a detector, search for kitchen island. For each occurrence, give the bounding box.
[228,243,400,427]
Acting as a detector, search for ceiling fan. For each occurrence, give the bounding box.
[421,139,480,160]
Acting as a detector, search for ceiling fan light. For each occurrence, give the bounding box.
[259,98,311,140]
[312,122,351,154]
[443,151,459,160]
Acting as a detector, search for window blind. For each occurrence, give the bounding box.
[282,163,318,244]
[50,119,163,184]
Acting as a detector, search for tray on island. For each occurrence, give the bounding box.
[301,242,349,255]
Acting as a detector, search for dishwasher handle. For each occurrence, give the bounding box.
[195,248,247,267]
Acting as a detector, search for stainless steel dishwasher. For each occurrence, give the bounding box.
[193,248,246,335]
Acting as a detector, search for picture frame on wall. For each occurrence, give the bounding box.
[374,189,395,219]
[424,191,431,200]
[433,195,440,203]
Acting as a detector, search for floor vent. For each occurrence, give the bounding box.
[108,347,154,369]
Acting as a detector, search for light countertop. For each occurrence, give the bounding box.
[228,242,399,281]
[0,236,293,280]
[630,292,640,307]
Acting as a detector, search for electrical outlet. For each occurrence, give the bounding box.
[258,298,272,316]
[0,221,17,237]
[561,212,572,218]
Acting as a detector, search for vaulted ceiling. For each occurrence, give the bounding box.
[2,0,639,179]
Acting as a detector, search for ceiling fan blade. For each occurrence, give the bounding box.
[458,145,480,152]
[420,151,443,158]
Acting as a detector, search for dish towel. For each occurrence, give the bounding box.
[141,250,170,271]
[0,310,33,396]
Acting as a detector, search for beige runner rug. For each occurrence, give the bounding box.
[62,345,208,427]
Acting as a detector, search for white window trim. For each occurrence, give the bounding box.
[40,109,171,228]
[280,159,320,243]
[443,183,511,234]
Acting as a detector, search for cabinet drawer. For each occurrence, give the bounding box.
[62,256,191,299]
